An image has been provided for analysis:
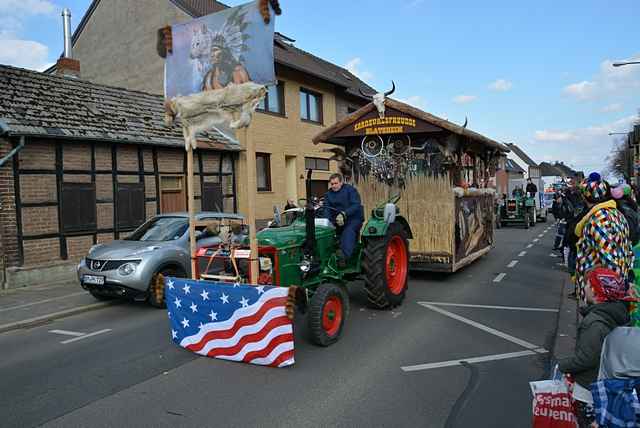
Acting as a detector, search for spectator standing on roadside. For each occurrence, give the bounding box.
[574,173,634,305]
[558,267,632,428]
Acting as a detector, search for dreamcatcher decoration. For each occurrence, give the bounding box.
[415,137,444,176]
[356,135,415,186]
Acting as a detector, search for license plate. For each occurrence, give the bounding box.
[83,275,105,285]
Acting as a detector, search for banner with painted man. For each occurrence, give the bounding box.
[163,1,277,148]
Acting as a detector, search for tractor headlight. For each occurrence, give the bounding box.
[118,262,139,276]
[300,260,311,273]
[259,257,272,272]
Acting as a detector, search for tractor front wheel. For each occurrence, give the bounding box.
[363,222,410,309]
[308,283,349,346]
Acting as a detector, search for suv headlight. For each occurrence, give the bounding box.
[118,262,140,276]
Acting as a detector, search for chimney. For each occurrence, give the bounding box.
[55,8,80,78]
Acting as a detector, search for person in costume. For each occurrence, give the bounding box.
[574,173,634,305]
[323,173,364,265]
[558,267,632,428]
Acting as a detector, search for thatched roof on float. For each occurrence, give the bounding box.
[312,98,510,153]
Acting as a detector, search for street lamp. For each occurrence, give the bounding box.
[613,61,640,67]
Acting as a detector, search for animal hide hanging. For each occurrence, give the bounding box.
[259,0,282,24]
[165,82,267,151]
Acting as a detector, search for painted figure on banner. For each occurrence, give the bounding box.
[164,1,277,148]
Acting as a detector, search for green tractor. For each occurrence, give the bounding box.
[498,189,536,229]
[195,171,412,346]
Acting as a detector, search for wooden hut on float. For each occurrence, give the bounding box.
[312,97,510,272]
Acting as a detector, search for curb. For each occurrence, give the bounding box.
[0,301,119,334]
[551,275,579,361]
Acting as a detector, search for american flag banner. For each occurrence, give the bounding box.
[164,277,295,367]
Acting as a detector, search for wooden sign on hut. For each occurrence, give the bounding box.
[313,97,510,272]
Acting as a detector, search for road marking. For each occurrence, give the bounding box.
[533,238,539,242]
[549,253,559,258]
[401,349,548,372]
[418,303,543,350]
[61,329,111,344]
[538,234,544,238]
[518,251,527,257]
[493,273,506,283]
[49,329,85,337]
[527,244,533,248]
[417,302,559,313]
[0,292,87,313]
[507,260,518,268]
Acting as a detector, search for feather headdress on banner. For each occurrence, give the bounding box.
[212,6,250,64]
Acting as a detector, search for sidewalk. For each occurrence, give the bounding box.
[552,273,579,361]
[0,280,117,333]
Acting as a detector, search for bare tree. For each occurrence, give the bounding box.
[606,138,632,180]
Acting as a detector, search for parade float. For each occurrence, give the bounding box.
[312,90,510,272]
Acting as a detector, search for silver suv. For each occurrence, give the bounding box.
[77,212,245,306]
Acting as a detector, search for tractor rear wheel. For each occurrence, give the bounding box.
[363,222,409,309]
[308,283,349,346]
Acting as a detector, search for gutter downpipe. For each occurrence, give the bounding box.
[0,123,25,289]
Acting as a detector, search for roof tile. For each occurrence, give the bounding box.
[0,65,238,151]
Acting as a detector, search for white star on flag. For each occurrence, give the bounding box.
[198,322,204,329]
[200,290,209,300]
[181,317,189,328]
[171,329,177,339]
[220,293,229,304]
[239,296,250,308]
[209,311,217,321]
[190,302,198,313]
[256,286,265,294]
[174,297,182,308]
[167,279,174,290]
[182,284,191,294]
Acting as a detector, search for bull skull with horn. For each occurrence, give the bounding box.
[359,81,395,119]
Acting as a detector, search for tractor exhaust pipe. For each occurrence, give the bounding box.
[303,169,316,259]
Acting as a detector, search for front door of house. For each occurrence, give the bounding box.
[160,175,186,213]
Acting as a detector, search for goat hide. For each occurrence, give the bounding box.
[165,82,267,151]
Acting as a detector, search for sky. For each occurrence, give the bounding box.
[1,0,640,174]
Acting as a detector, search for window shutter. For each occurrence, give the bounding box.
[62,183,97,232]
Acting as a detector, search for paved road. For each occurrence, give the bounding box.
[0,223,567,428]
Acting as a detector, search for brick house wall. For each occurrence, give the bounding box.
[73,0,192,95]
[0,137,236,270]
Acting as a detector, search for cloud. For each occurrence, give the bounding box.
[0,0,56,15]
[601,103,623,113]
[488,79,512,92]
[534,130,575,142]
[563,54,640,101]
[453,95,477,104]
[0,39,52,71]
[399,95,427,110]
[345,57,374,83]
[563,80,597,101]
[528,115,638,173]
[0,0,58,71]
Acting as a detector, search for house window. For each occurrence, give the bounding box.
[61,183,97,232]
[257,81,285,115]
[304,157,330,171]
[256,153,271,191]
[202,182,223,212]
[300,88,323,123]
[117,182,145,229]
